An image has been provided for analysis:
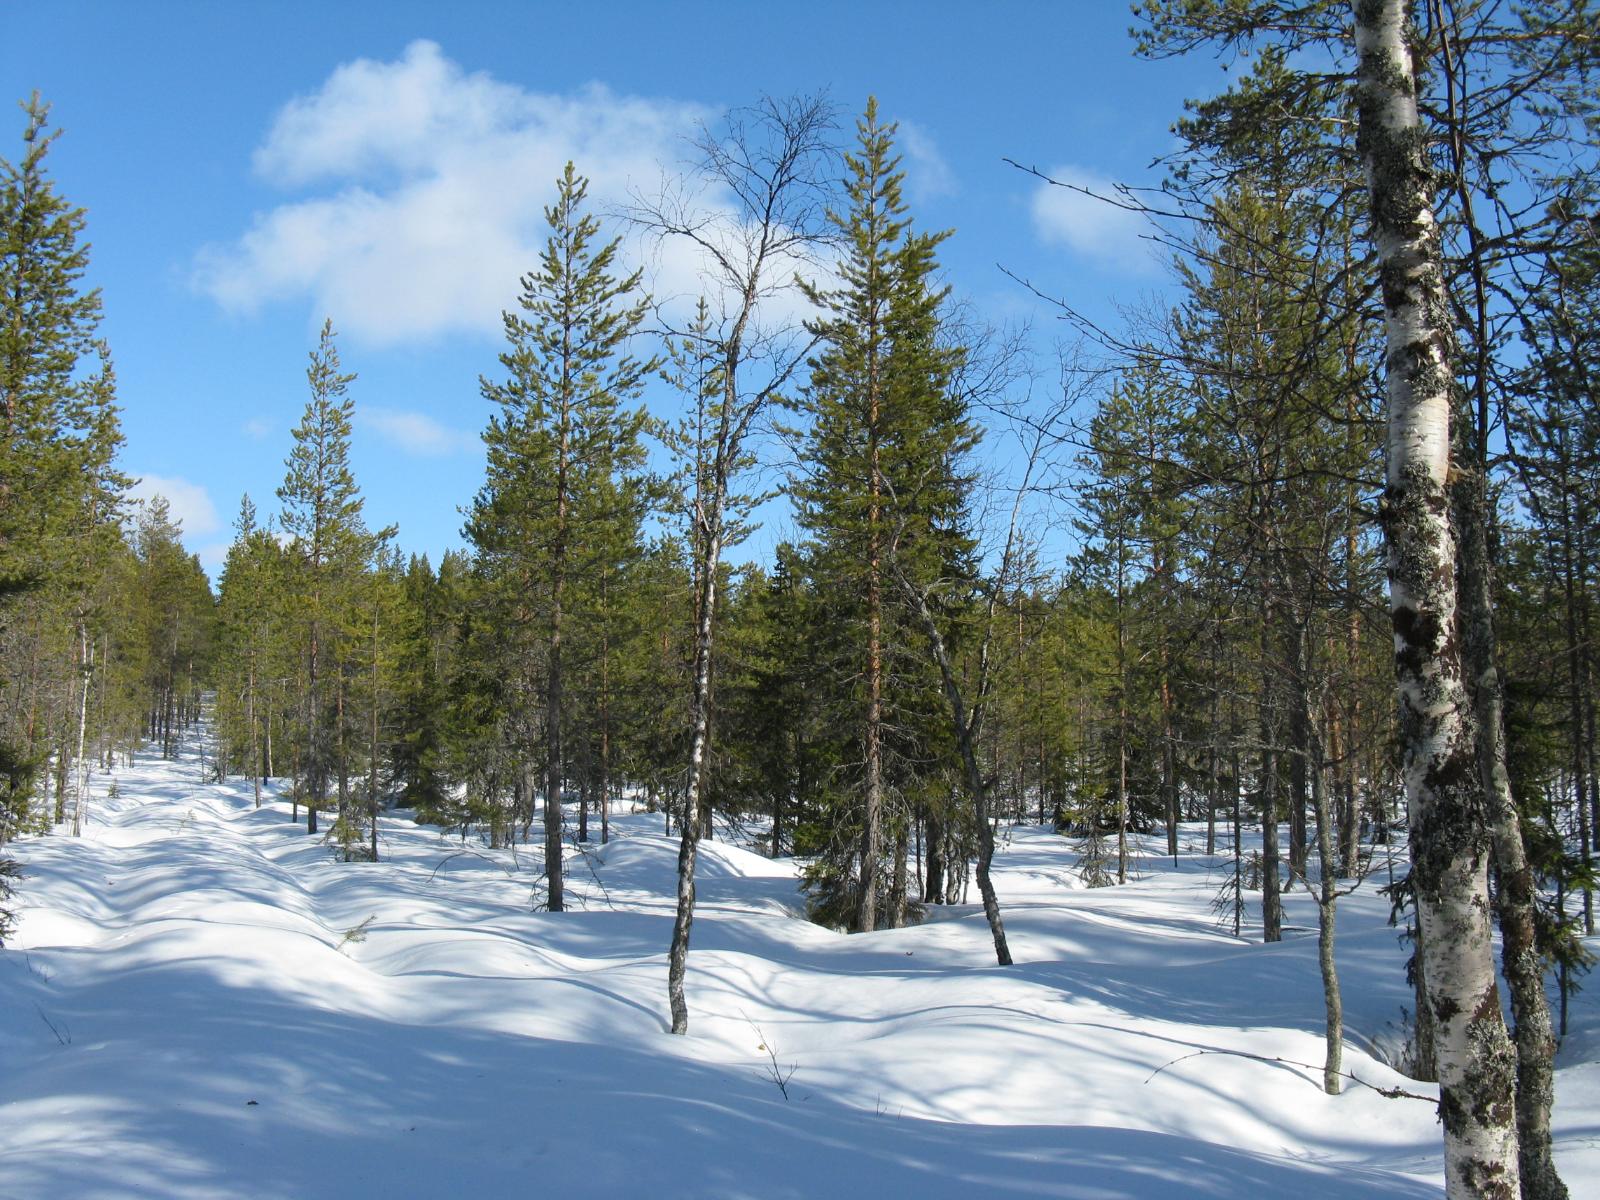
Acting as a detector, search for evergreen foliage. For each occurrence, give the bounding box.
[465,162,655,903]
[790,98,972,931]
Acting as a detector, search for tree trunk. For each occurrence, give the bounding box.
[1352,3,1521,1192]
[308,618,320,836]
[899,574,1012,965]
[1260,690,1283,943]
[248,656,261,809]
[925,811,945,905]
[71,622,91,837]
[1312,731,1342,1094]
[370,609,380,864]
[889,824,908,929]
[668,511,723,1034]
[546,576,565,912]
[859,442,883,934]
[1456,464,1567,1200]
[601,614,612,847]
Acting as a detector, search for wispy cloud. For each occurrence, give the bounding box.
[193,41,712,345]
[243,417,272,440]
[1029,164,1157,274]
[896,119,955,203]
[126,473,222,539]
[359,405,479,457]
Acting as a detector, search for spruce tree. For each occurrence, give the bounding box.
[792,97,970,932]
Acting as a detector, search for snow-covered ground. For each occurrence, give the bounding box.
[2,730,1595,1199]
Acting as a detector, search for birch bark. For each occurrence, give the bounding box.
[1351,2,1520,1194]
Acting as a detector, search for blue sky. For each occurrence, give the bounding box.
[4,1,1232,576]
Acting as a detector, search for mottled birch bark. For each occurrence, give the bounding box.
[1351,2,1520,1194]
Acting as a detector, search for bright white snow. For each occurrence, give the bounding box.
[2,728,1595,1199]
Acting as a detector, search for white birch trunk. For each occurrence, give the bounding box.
[1351,2,1520,1195]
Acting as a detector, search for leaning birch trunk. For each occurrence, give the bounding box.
[667,495,724,1035]
[896,568,1011,966]
[1455,464,1567,1200]
[1351,3,1520,1195]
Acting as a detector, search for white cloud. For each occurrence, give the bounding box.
[1029,165,1157,273]
[359,406,479,457]
[243,417,272,439]
[896,119,955,202]
[126,474,222,539]
[195,542,232,578]
[194,40,712,345]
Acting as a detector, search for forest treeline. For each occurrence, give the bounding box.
[4,4,1599,1196]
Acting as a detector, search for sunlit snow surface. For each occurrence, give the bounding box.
[3,730,1595,1198]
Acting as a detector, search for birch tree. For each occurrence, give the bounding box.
[1350,6,1519,1191]
[636,94,836,1035]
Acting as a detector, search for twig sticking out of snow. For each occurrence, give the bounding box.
[1144,1047,1435,1103]
[743,1013,798,1101]
[337,915,376,953]
[35,1003,71,1046]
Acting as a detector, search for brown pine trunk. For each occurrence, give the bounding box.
[858,420,883,935]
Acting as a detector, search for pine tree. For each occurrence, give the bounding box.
[466,163,654,911]
[216,495,285,807]
[0,94,128,849]
[278,319,382,842]
[387,553,456,822]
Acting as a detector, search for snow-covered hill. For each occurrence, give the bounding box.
[2,730,1594,1198]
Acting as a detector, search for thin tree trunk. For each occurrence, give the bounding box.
[248,657,260,808]
[859,457,883,934]
[898,574,1012,965]
[546,574,565,911]
[1260,647,1283,942]
[308,618,320,836]
[370,608,380,864]
[1232,745,1243,938]
[71,622,91,838]
[1308,709,1342,1094]
[668,511,723,1034]
[1456,462,1567,1200]
[889,823,908,929]
[601,611,611,847]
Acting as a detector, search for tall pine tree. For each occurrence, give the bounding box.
[466,163,654,911]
